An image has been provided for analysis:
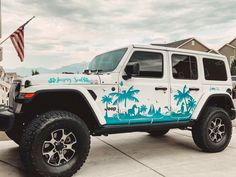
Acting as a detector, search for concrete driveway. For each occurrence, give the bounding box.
[0,126,236,177]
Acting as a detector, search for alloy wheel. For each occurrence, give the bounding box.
[42,129,77,166]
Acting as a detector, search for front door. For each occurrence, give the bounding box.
[108,49,171,124]
[169,52,202,121]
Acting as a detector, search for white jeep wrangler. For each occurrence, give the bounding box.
[0,44,235,177]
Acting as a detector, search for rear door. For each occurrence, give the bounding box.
[169,52,203,121]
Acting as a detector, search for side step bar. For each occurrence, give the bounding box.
[92,120,195,136]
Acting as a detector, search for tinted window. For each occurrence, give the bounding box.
[129,51,163,78]
[172,54,198,80]
[203,58,227,81]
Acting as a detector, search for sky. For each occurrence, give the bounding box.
[1,0,236,69]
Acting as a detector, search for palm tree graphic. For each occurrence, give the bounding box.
[187,97,196,113]
[101,95,113,118]
[109,86,140,111]
[140,105,147,113]
[174,85,192,112]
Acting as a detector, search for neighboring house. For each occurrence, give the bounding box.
[218,38,236,66]
[0,66,18,106]
[152,37,219,54]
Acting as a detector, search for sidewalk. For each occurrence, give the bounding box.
[0,128,236,177]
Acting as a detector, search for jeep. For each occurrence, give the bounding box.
[0,44,235,177]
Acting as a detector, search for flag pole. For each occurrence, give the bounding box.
[0,16,35,46]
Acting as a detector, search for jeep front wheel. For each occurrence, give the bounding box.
[20,111,90,177]
[192,107,232,152]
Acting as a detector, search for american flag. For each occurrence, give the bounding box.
[10,27,24,62]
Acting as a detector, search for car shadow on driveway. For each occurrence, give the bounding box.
[0,144,40,177]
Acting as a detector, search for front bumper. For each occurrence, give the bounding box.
[0,111,15,131]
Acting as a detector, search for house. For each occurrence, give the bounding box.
[152,37,219,54]
[218,38,236,65]
[0,66,10,106]
[0,66,18,106]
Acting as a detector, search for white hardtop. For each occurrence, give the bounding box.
[131,44,225,60]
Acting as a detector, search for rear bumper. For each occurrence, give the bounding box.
[0,111,15,131]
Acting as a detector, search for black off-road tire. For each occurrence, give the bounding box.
[6,118,25,145]
[148,129,169,137]
[192,107,232,152]
[20,111,91,177]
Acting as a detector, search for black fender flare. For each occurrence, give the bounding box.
[197,94,235,120]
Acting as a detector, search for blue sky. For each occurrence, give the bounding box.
[1,0,236,69]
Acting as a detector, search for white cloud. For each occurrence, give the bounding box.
[1,0,236,69]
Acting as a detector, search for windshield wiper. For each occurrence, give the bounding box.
[91,69,103,73]
[83,69,104,75]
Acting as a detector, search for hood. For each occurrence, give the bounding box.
[21,73,101,86]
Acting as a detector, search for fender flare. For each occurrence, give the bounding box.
[192,93,235,120]
[18,86,106,125]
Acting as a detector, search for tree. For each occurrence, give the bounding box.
[174,85,192,112]
[187,97,197,113]
[32,69,39,75]
[101,95,112,118]
[109,86,140,109]
[140,105,147,113]
[231,60,236,75]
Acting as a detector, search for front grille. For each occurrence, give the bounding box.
[9,80,21,111]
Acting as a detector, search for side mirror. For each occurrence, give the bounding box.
[123,62,140,80]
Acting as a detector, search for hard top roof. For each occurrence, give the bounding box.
[131,44,225,59]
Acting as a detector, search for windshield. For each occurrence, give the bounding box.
[88,48,128,72]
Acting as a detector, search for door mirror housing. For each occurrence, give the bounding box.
[123,62,140,80]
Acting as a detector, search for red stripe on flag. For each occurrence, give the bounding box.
[10,27,24,62]
[10,37,24,62]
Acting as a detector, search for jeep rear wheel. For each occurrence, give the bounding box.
[192,107,232,152]
[148,129,169,137]
[20,111,90,177]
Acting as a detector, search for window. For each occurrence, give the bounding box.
[172,54,198,80]
[232,77,236,81]
[203,58,227,81]
[128,51,163,78]
[89,48,127,72]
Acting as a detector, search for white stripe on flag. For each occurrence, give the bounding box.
[10,27,24,62]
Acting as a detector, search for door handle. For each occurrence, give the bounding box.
[189,88,200,91]
[155,87,167,91]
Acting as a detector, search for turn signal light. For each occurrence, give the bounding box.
[23,93,35,99]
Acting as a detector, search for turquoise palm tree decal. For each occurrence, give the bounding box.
[140,105,147,113]
[101,95,112,118]
[187,97,196,113]
[109,86,140,109]
[174,85,192,112]
[164,106,171,114]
